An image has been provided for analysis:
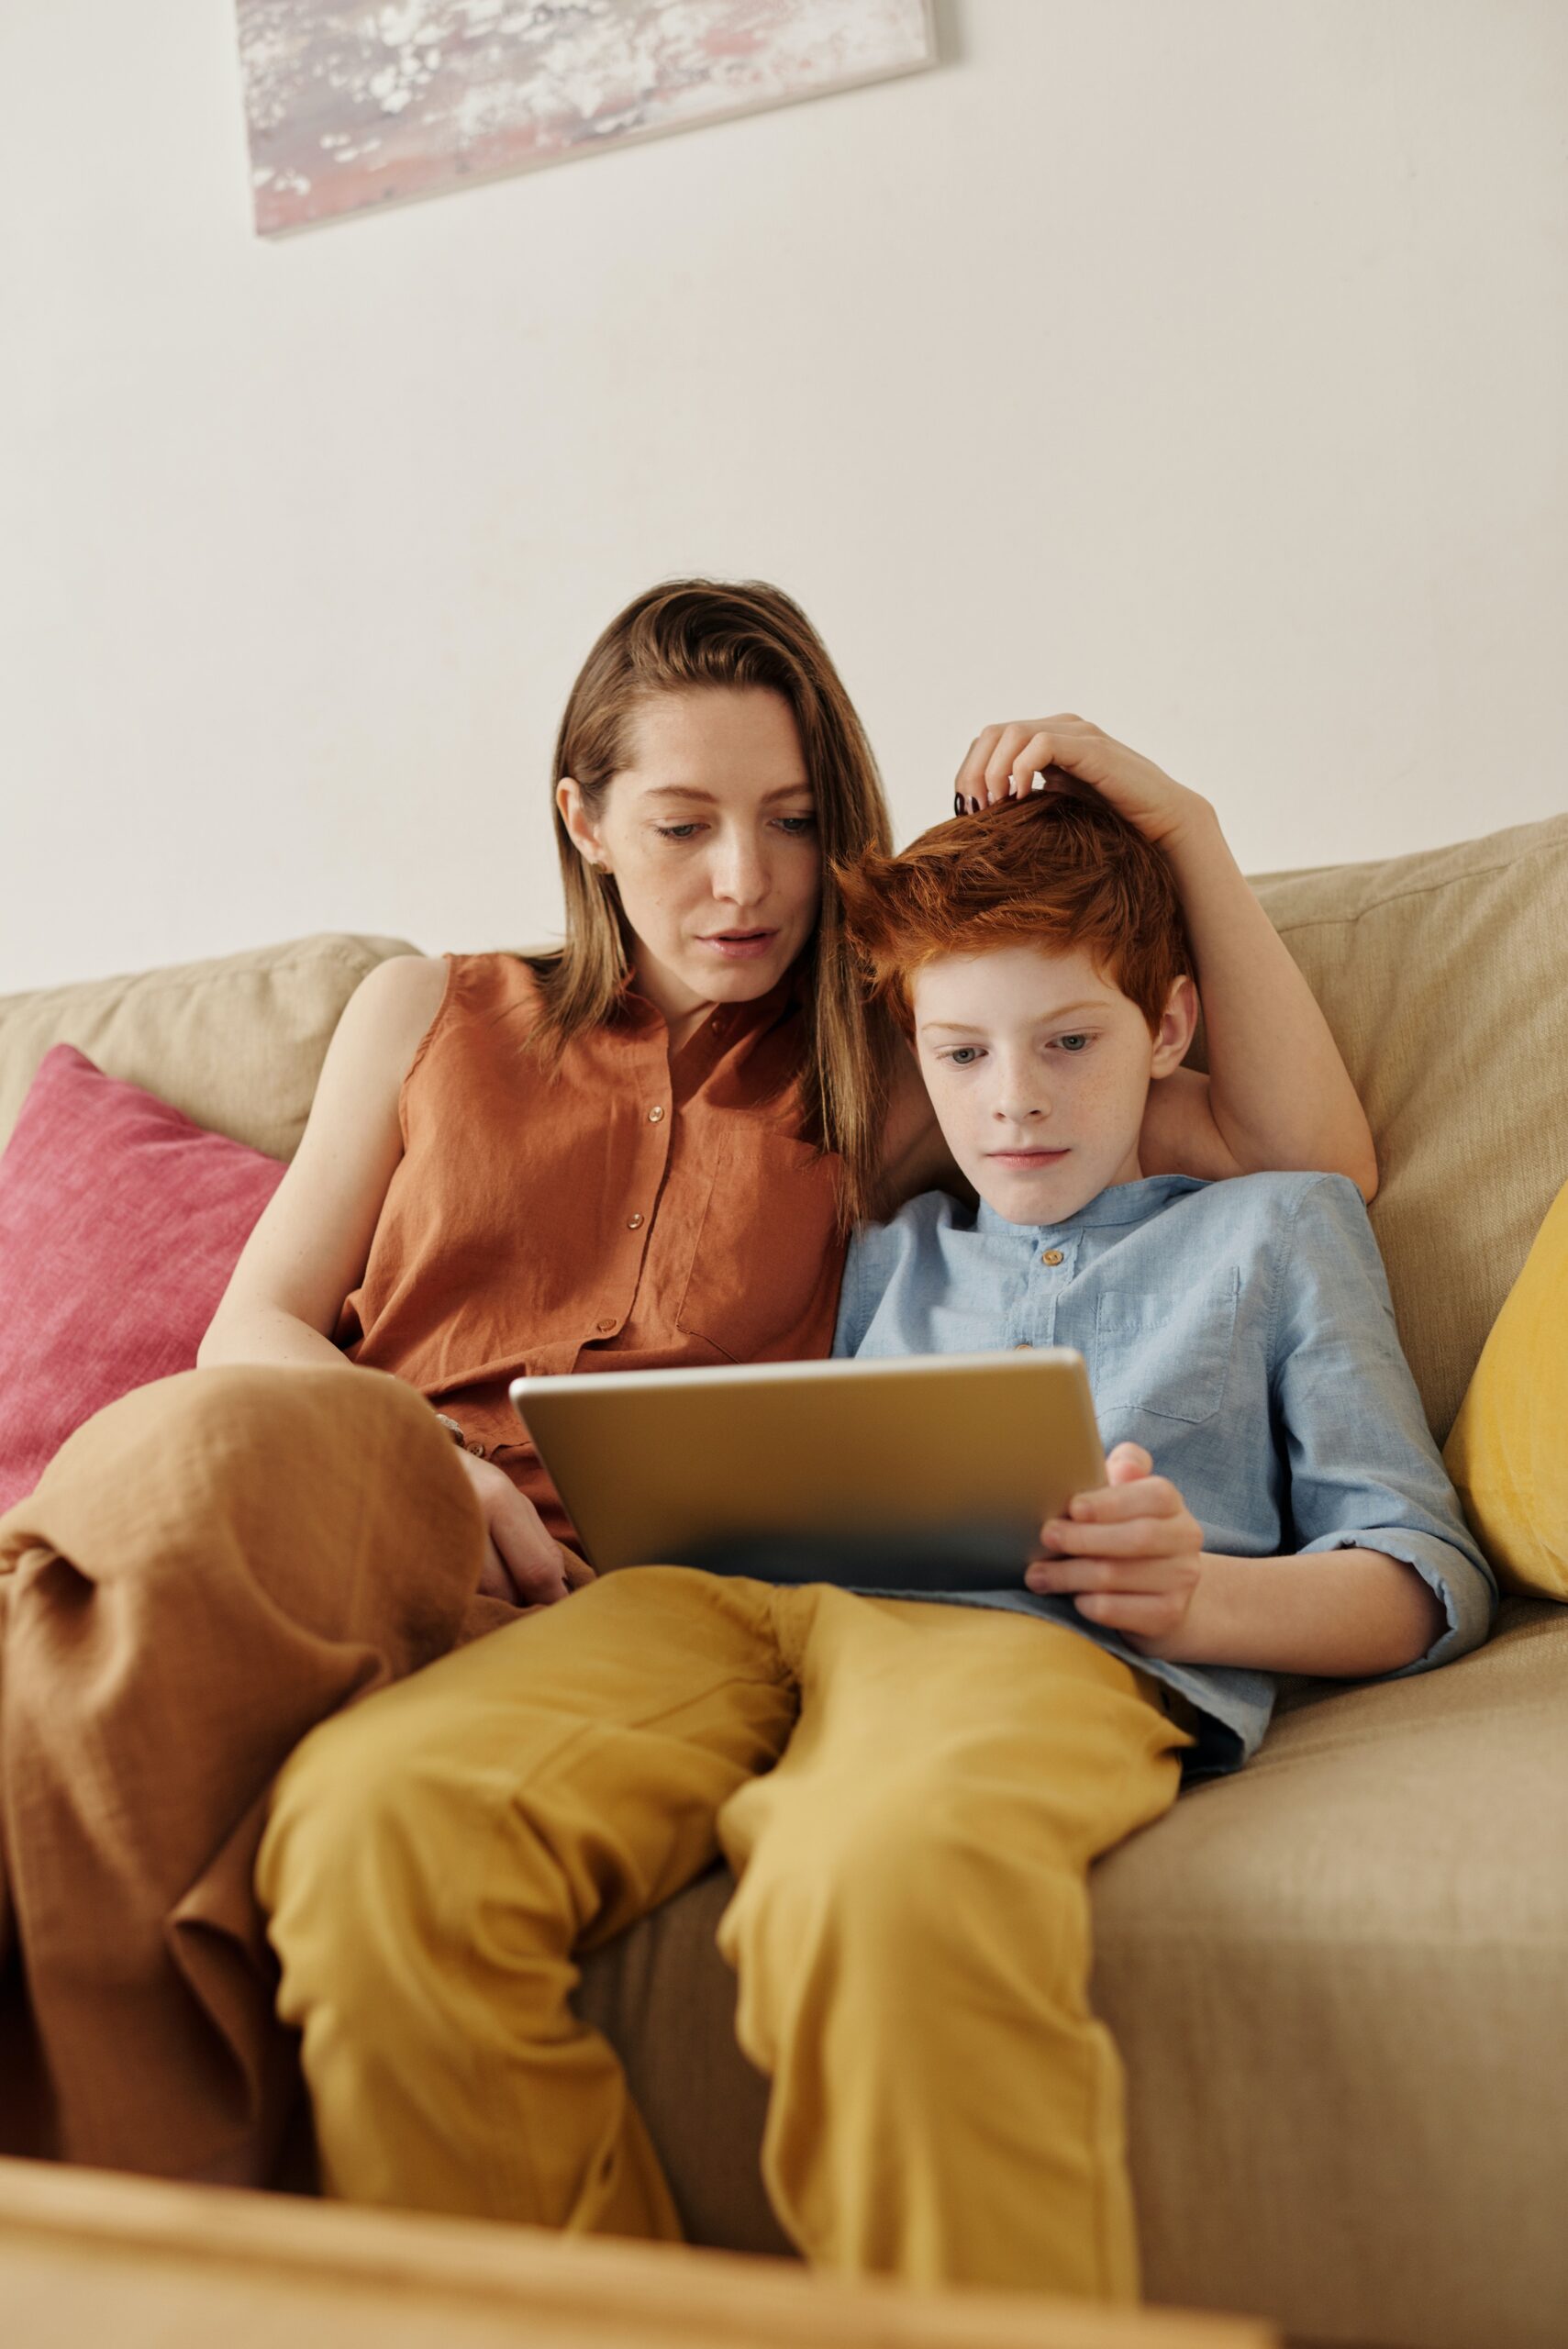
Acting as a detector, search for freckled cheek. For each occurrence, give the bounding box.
[1078,1061,1148,1141]
[952,1085,996,1154]
[1073,1070,1120,1123]
[937,1108,985,1174]
[616,868,690,945]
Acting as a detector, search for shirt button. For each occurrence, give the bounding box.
[596,1318,616,1334]
[628,1212,644,1230]
[1041,1248,1064,1266]
[648,1105,665,1122]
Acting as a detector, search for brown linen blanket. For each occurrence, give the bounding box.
[0,1363,511,2183]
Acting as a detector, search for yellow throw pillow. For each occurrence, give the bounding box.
[1444,1179,1568,1599]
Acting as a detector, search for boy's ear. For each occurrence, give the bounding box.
[1150,974,1199,1077]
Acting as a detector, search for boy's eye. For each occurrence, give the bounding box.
[945,1046,984,1066]
[1056,1033,1090,1053]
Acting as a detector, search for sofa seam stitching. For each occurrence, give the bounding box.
[1266,847,1568,931]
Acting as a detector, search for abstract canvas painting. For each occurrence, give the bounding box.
[237,1,937,237]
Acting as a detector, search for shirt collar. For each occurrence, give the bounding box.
[973,1172,1209,1241]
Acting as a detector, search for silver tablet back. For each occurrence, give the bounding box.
[509,1350,1105,1587]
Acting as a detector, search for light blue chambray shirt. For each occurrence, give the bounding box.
[830,1171,1497,1782]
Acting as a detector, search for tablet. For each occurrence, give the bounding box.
[508,1350,1106,1592]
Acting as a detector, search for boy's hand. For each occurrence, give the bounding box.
[459,1453,595,1608]
[953,718,1212,851]
[1024,1442,1204,1657]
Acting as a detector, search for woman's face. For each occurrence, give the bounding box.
[558,687,821,1026]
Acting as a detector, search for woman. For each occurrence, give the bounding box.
[207,580,1373,1603]
[0,578,1373,2195]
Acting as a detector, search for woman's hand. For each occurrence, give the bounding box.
[459,1453,595,1607]
[953,717,1212,851]
[1024,1442,1204,1658]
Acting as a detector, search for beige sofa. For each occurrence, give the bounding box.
[3,813,1565,2349]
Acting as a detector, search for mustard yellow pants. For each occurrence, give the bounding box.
[259,1563,1193,2299]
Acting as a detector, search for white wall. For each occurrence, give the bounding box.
[2,1,1564,995]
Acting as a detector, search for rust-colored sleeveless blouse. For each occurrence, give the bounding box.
[334,952,847,1543]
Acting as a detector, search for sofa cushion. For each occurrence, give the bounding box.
[0,1045,288,1514]
[1090,1596,1568,2349]
[573,1867,787,2258]
[1442,1179,1568,1600]
[0,933,418,1164]
[1245,813,1568,1446]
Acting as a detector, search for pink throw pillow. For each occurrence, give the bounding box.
[0,1044,287,1513]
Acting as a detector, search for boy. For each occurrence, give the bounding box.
[831,788,1494,1784]
[259,790,1493,2306]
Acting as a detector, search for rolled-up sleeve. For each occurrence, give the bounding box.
[1270,1175,1498,1675]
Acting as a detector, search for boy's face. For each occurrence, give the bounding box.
[911,941,1196,1224]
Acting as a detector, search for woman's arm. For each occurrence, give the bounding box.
[199,952,599,1611]
[954,720,1378,1198]
[1137,803,1378,1194]
[197,953,449,1370]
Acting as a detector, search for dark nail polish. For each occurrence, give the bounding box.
[970,796,981,813]
[954,793,964,816]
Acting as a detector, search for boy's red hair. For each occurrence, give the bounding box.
[834,776,1192,1035]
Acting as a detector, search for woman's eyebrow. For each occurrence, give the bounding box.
[640,783,812,805]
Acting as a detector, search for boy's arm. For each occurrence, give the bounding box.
[1161,1544,1449,1676]
[1265,1175,1495,1665]
[1034,1177,1496,1677]
[1034,1454,1456,1676]
[954,721,1378,1198]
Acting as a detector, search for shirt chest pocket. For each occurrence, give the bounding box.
[676,1126,846,1364]
[1092,1271,1240,1427]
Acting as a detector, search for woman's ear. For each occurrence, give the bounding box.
[1150,973,1199,1077]
[556,777,610,874]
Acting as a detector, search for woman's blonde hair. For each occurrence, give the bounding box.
[527,577,898,1222]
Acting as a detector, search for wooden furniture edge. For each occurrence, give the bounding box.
[0,2157,1277,2349]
